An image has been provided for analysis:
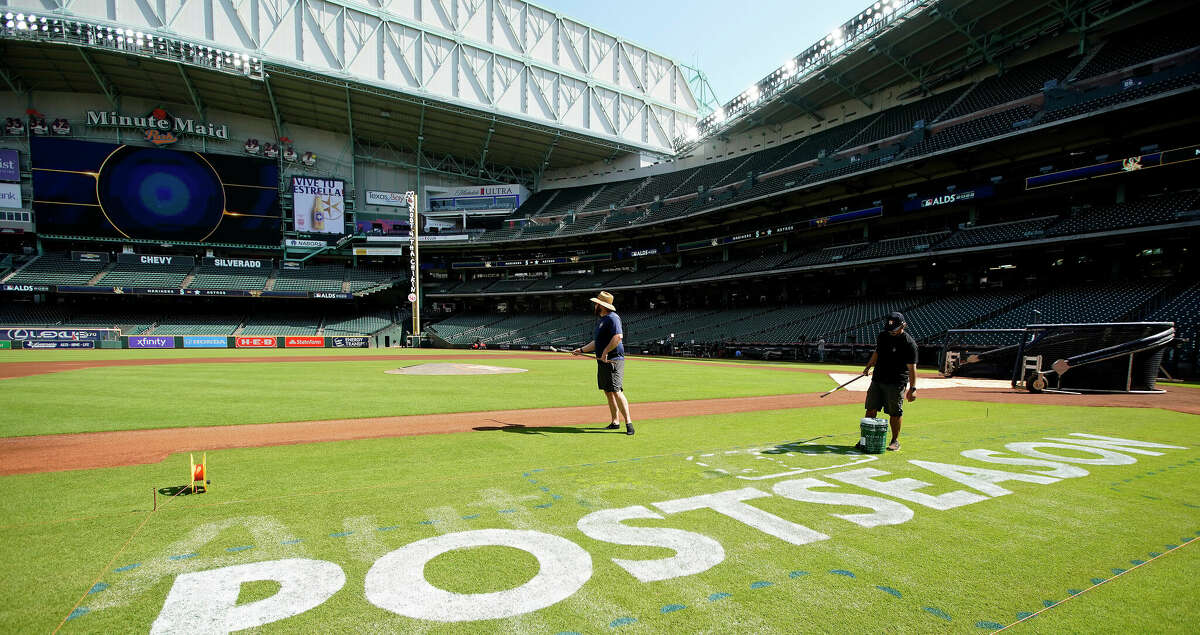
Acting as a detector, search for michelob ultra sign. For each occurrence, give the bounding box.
[292,177,345,234]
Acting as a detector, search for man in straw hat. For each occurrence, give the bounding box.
[572,291,634,435]
[859,311,918,451]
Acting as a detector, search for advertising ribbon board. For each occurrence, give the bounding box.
[331,336,370,348]
[2,284,53,292]
[284,336,324,348]
[127,335,175,349]
[0,340,10,349]
[22,340,95,349]
[183,336,228,349]
[117,254,195,267]
[236,336,278,348]
[0,149,19,181]
[2,328,106,341]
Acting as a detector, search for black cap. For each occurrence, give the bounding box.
[885,312,905,331]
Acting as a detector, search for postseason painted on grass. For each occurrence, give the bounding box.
[146,432,1185,630]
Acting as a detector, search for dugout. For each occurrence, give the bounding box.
[943,322,1175,393]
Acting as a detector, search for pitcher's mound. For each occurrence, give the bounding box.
[386,363,528,376]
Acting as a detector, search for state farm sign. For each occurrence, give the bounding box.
[284,336,324,348]
[235,337,277,348]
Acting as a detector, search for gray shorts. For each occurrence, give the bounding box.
[865,381,904,417]
[597,357,624,392]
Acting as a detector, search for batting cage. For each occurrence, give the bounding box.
[942,322,1175,393]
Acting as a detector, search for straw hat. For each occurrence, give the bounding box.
[590,291,616,311]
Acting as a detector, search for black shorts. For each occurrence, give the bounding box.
[865,381,904,416]
[597,357,624,392]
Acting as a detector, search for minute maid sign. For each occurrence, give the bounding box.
[139,432,1185,631]
[86,109,229,145]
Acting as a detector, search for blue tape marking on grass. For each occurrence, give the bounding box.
[1142,495,1161,501]
[551,494,563,500]
[581,463,594,467]
[923,607,952,621]
[531,468,544,473]
[1068,589,1082,595]
[830,569,856,578]
[609,617,636,628]
[661,604,686,614]
[630,457,642,461]
[534,503,554,509]
[418,520,438,525]
[522,472,530,477]
[789,570,809,578]
[556,632,581,635]
[87,582,108,595]
[875,586,902,598]
[377,526,399,531]
[168,553,197,561]
[708,592,731,602]
[1017,611,1034,619]
[528,479,537,484]
[282,539,302,545]
[1090,578,1106,585]
[1043,600,1056,608]
[976,621,1004,629]
[113,563,140,573]
[226,545,254,553]
[605,460,620,464]
[66,608,89,621]
[1111,568,1126,575]
[499,509,517,514]
[1183,537,1195,543]
[1149,551,1162,557]
[329,531,354,537]
[1166,544,1179,550]
[750,581,773,589]
[461,515,480,520]
[539,486,550,492]
[1131,559,1145,565]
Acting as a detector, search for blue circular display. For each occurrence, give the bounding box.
[96,146,224,241]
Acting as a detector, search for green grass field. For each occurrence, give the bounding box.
[0,350,1197,633]
[0,354,833,437]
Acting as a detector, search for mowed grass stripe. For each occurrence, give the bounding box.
[0,359,834,437]
[1,402,1191,633]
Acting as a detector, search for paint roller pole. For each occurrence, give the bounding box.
[820,372,867,398]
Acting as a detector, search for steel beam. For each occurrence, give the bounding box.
[874,45,931,96]
[0,62,28,95]
[78,48,119,109]
[782,94,825,121]
[536,133,560,189]
[823,72,873,109]
[478,118,495,176]
[345,86,355,142]
[931,7,999,70]
[263,73,284,140]
[177,64,206,116]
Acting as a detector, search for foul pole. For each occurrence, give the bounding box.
[406,190,421,345]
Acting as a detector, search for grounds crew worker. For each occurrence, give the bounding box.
[860,312,917,451]
[572,291,634,435]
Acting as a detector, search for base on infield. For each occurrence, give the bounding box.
[385,363,528,376]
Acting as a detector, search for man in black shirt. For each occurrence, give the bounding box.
[860,312,918,451]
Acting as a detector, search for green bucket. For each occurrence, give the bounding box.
[859,417,889,454]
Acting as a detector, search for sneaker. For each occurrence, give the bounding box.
[625,423,635,436]
[603,422,620,430]
[887,442,900,451]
